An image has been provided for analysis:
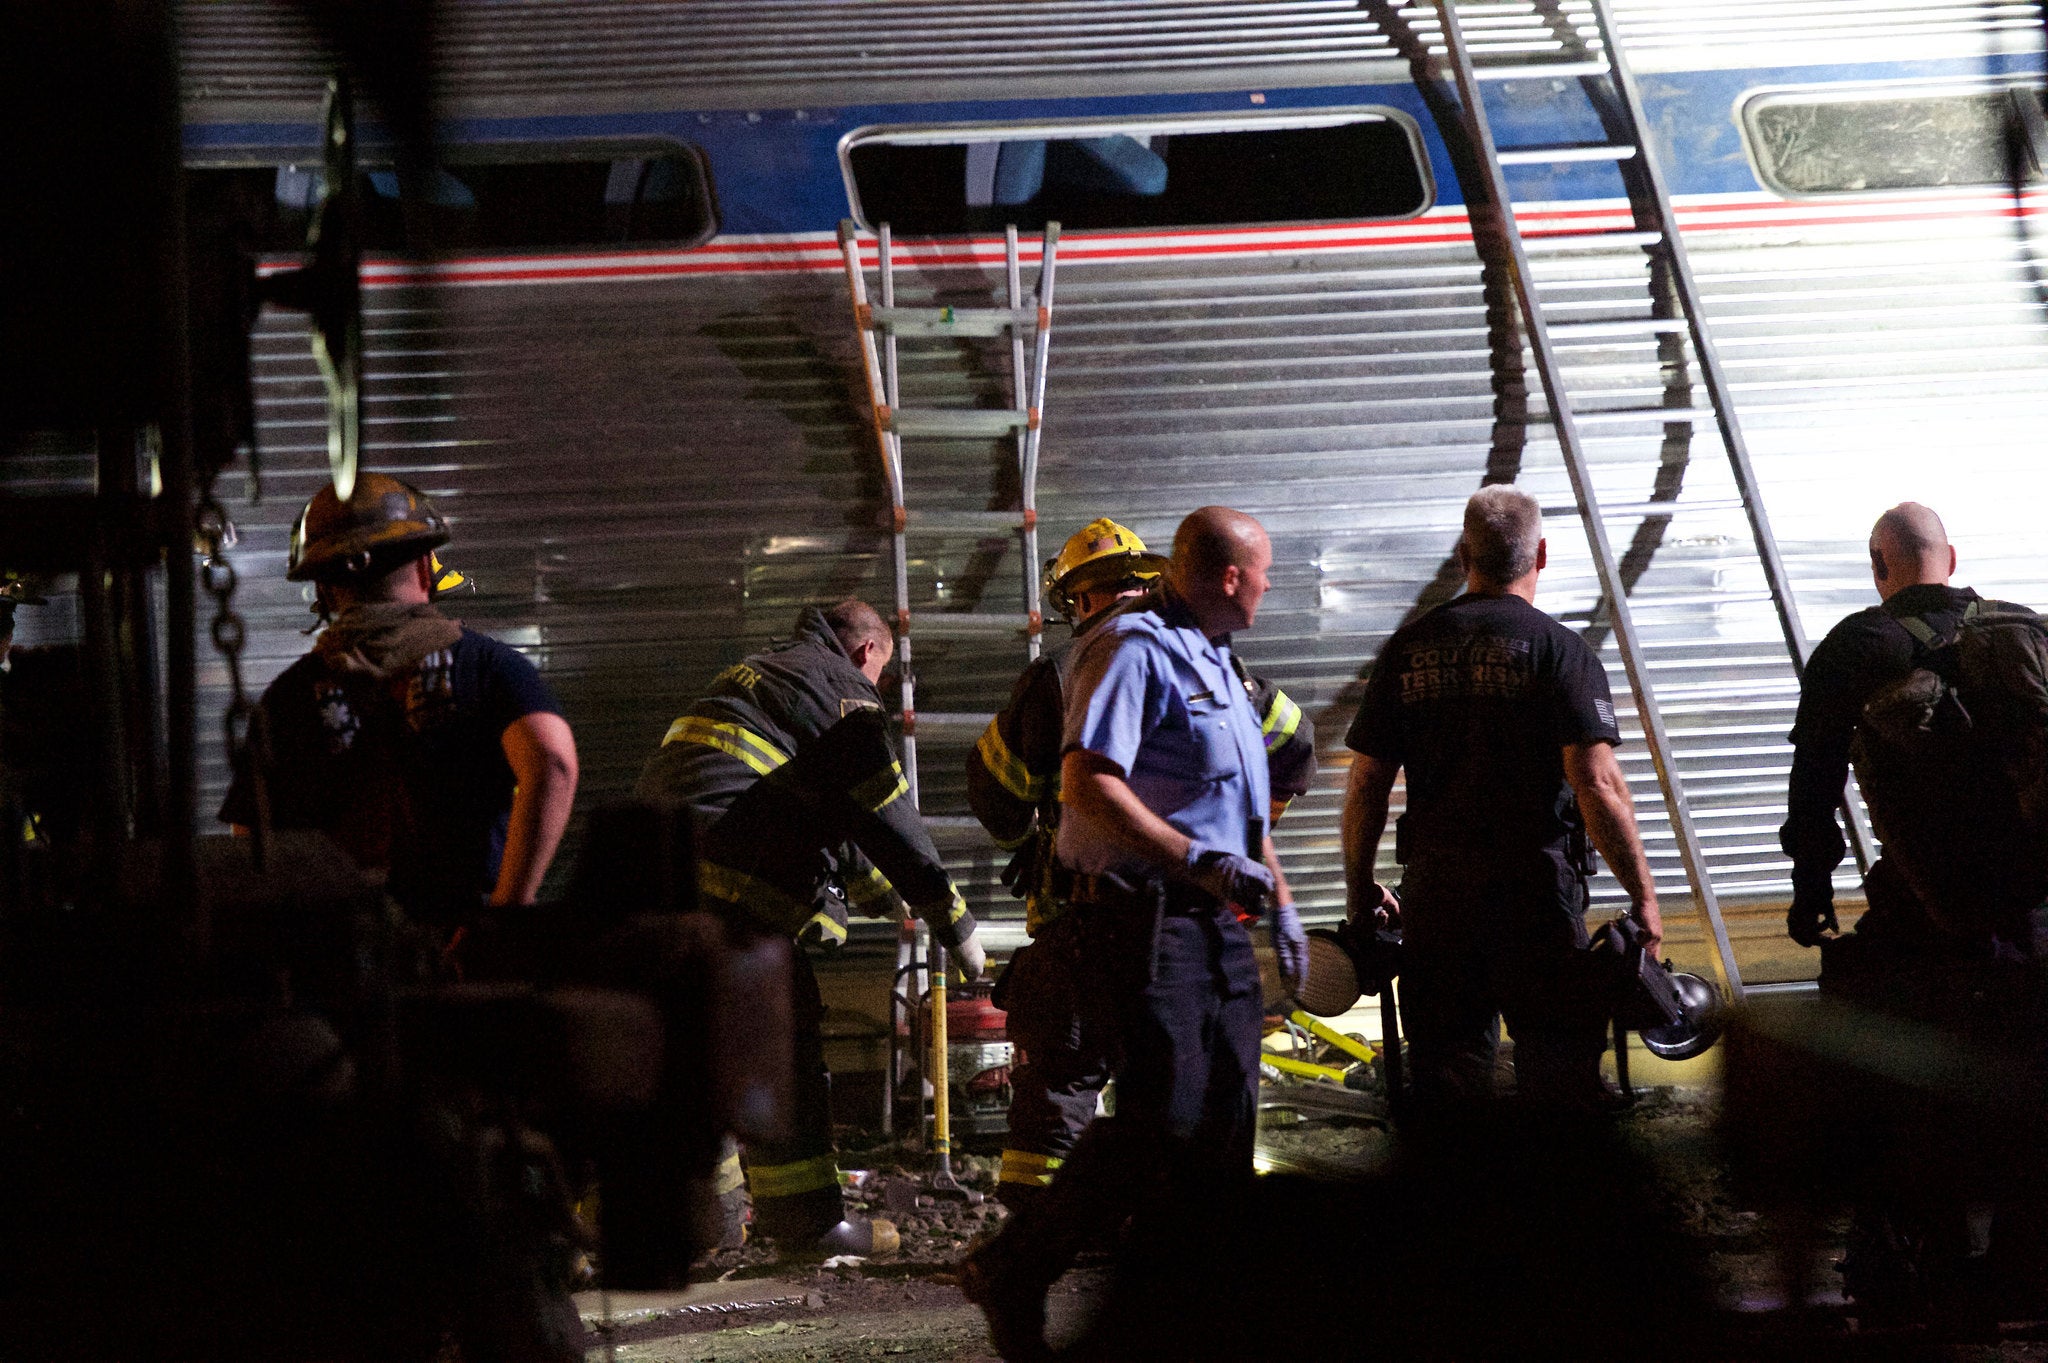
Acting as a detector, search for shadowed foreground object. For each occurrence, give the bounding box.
[1724,990,2048,1324]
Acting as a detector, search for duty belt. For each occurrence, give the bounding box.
[1066,871,1223,916]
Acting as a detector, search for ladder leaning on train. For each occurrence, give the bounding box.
[1422,0,1884,998]
[838,218,1061,1155]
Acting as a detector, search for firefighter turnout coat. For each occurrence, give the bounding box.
[637,607,975,952]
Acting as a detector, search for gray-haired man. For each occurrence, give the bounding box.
[1341,486,1661,1111]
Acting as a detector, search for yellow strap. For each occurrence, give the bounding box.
[846,864,898,910]
[948,887,970,925]
[851,759,909,813]
[1261,688,1303,753]
[746,1151,841,1200]
[976,719,1043,803]
[998,1149,1066,1187]
[699,860,813,925]
[661,716,790,776]
[713,1150,747,1196]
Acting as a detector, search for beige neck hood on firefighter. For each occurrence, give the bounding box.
[314,602,463,681]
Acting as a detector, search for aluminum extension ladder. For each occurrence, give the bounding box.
[837,219,1060,807]
[1429,0,1873,999]
[838,219,1060,1142]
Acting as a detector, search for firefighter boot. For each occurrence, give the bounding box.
[809,1214,900,1257]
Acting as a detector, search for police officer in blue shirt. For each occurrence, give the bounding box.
[961,507,1306,1362]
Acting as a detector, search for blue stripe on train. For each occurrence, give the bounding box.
[184,51,2045,237]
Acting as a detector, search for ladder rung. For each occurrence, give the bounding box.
[1570,406,1718,426]
[1522,230,1664,252]
[1549,318,1689,339]
[910,612,1041,639]
[1565,592,1777,620]
[922,814,990,844]
[1541,498,1746,519]
[888,408,1031,438]
[901,509,1032,535]
[1470,58,1611,81]
[866,304,1039,338]
[1497,143,1638,166]
[907,710,997,736]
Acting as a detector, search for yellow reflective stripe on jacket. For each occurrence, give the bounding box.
[846,864,898,910]
[976,719,1043,803]
[747,1152,841,1200]
[802,910,849,946]
[661,716,791,776]
[998,1149,1065,1187]
[714,1149,747,1196]
[948,888,970,924]
[698,860,813,925]
[851,759,909,813]
[1261,689,1303,753]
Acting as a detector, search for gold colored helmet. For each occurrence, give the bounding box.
[0,575,45,609]
[287,472,450,583]
[1044,518,1167,622]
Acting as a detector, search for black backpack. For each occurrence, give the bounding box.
[1850,600,2048,939]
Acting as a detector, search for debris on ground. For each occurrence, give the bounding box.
[594,1091,2048,1361]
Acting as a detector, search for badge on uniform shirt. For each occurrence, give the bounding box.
[404,648,457,734]
[315,681,360,755]
[1595,698,1615,729]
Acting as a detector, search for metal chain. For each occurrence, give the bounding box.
[197,490,271,865]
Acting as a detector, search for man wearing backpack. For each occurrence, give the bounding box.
[1782,501,2048,955]
[1782,505,2048,1315]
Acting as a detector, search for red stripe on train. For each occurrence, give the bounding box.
[323,195,2048,287]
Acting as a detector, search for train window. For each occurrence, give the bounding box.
[842,109,1431,233]
[189,144,716,252]
[1742,86,2046,196]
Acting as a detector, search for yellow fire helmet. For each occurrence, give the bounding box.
[1043,518,1168,622]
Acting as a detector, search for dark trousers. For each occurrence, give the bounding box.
[980,897,1263,1287]
[1398,847,1607,1112]
[741,947,843,1242]
[995,913,1114,1201]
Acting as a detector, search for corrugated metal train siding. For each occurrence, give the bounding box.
[208,210,2048,960]
[178,0,2047,114]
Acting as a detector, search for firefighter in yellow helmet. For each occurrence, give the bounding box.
[966,519,1315,1207]
[220,472,579,930]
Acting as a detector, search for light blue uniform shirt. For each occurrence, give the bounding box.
[1056,589,1272,878]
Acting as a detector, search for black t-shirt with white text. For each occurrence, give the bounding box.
[1346,593,1620,853]
[219,627,561,923]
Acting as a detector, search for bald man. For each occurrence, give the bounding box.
[961,507,1301,1362]
[1782,503,1977,948]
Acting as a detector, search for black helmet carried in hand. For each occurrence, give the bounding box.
[1589,916,1726,1062]
[1637,970,1726,1061]
[287,472,450,583]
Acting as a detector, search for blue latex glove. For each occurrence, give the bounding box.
[1184,844,1275,913]
[1271,900,1309,994]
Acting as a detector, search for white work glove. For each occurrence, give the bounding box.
[1185,843,1276,913]
[951,930,986,981]
[1270,900,1309,995]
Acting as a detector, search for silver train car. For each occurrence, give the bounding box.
[132,0,2048,981]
